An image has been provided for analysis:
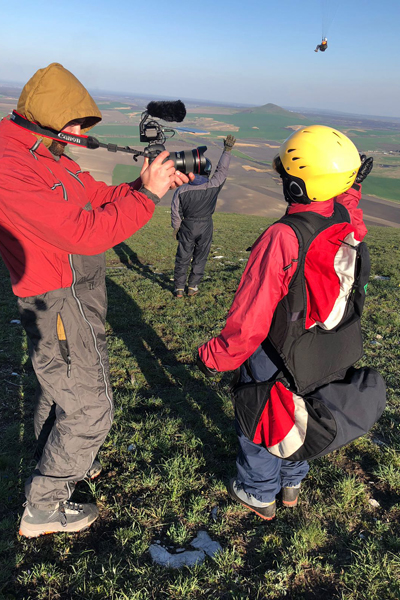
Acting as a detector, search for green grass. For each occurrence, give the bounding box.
[0,211,399,599]
[362,176,400,202]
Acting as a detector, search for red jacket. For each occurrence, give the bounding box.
[199,187,367,372]
[0,118,155,297]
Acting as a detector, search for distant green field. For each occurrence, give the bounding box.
[231,148,271,164]
[186,113,400,152]
[95,137,140,147]
[362,176,400,203]
[188,112,313,141]
[91,124,139,137]
[346,131,400,152]
[112,164,142,185]
[96,102,133,110]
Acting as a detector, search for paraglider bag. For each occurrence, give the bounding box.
[232,367,386,461]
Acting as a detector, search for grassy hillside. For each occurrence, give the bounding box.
[1,211,399,599]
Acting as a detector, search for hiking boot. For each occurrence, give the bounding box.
[86,459,102,480]
[227,478,276,520]
[188,286,199,297]
[282,483,301,507]
[174,288,184,298]
[19,501,99,538]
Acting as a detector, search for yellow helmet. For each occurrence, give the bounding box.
[277,125,361,203]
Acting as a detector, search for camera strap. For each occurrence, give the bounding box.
[10,111,94,148]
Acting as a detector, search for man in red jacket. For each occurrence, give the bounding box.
[197,126,373,520]
[0,63,192,537]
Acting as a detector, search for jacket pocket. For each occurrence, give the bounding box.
[57,313,71,378]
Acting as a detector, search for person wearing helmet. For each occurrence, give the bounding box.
[0,63,193,537]
[315,37,328,52]
[197,126,373,520]
[171,135,236,297]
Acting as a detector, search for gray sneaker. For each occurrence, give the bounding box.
[86,459,102,480]
[19,501,99,538]
[227,478,276,520]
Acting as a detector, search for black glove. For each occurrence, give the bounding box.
[224,135,236,152]
[356,155,373,183]
[196,355,218,377]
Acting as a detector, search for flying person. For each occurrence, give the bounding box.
[315,37,328,52]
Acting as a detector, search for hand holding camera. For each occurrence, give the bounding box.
[141,151,175,199]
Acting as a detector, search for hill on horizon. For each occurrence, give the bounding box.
[239,102,306,119]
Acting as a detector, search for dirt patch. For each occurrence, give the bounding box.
[285,125,304,131]
[343,128,367,133]
[236,143,260,148]
[187,117,239,132]
[265,143,280,148]
[242,165,271,173]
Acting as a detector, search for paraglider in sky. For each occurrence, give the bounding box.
[315,37,328,52]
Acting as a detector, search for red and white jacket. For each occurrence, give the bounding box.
[0,118,155,297]
[199,187,367,372]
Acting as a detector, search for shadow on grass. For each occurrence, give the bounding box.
[105,272,236,477]
[113,241,173,293]
[0,252,238,598]
[0,265,37,595]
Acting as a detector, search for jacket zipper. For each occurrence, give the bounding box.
[66,168,85,188]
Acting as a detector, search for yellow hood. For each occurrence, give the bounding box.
[17,62,102,134]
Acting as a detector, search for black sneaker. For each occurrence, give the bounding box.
[174,288,184,298]
[19,501,99,538]
[227,478,276,520]
[282,484,301,507]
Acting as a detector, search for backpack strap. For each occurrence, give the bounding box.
[276,203,351,279]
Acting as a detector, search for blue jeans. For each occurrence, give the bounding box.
[235,421,309,503]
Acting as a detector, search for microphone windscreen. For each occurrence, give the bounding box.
[146,100,186,122]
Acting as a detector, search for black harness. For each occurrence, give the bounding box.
[267,204,370,395]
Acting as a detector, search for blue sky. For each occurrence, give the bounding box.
[0,0,399,117]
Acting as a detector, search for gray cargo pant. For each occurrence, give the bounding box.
[174,218,213,289]
[18,255,113,508]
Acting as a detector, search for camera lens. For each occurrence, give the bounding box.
[170,146,210,176]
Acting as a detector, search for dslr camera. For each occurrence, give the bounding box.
[139,100,211,176]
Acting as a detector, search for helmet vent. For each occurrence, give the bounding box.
[291,157,301,161]
[299,165,307,169]
[332,131,341,138]
[287,148,296,153]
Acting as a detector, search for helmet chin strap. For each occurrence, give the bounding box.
[10,111,93,148]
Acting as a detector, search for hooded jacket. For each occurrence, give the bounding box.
[0,63,155,297]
